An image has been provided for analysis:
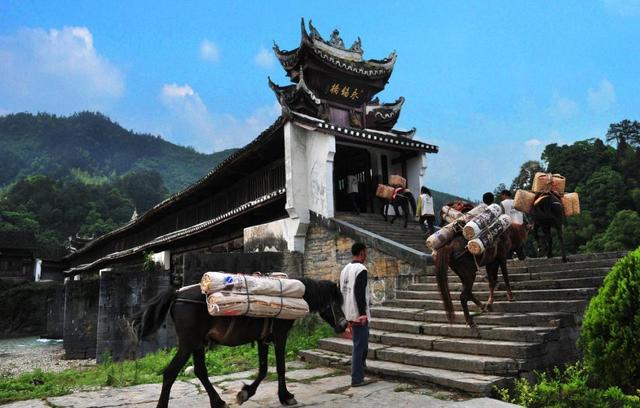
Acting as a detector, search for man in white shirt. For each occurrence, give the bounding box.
[346,174,360,215]
[339,242,373,387]
[500,190,524,224]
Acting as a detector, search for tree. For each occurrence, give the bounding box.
[511,160,545,191]
[583,210,640,252]
[575,167,627,229]
[605,119,640,147]
[580,248,640,392]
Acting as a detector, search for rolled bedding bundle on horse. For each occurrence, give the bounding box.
[561,192,580,216]
[389,174,407,188]
[462,204,503,240]
[200,272,305,297]
[206,292,309,320]
[426,222,458,250]
[375,184,395,200]
[532,172,566,193]
[441,203,487,224]
[514,189,536,213]
[467,214,512,255]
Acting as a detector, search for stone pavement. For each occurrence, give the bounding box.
[2,362,521,408]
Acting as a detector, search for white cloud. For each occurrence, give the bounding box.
[525,138,541,148]
[587,78,616,112]
[254,46,275,69]
[199,39,220,63]
[159,83,281,152]
[602,0,640,16]
[0,26,124,113]
[547,92,579,119]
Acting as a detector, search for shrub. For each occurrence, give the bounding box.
[498,363,640,408]
[579,247,640,392]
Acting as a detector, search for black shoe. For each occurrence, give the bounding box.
[351,378,375,387]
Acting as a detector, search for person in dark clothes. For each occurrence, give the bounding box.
[339,242,373,387]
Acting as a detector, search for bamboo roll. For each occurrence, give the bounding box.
[551,174,566,193]
[200,272,305,297]
[561,192,580,216]
[462,204,503,240]
[426,222,458,250]
[441,203,488,224]
[206,292,309,320]
[467,215,512,256]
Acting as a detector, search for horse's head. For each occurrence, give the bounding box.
[317,282,347,334]
[300,279,347,334]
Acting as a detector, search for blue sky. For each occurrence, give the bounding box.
[1,1,639,198]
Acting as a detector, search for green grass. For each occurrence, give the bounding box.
[0,317,334,404]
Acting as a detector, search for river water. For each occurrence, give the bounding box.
[0,337,94,376]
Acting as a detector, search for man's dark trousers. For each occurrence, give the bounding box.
[351,323,369,384]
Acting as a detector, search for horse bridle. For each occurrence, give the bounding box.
[320,299,347,330]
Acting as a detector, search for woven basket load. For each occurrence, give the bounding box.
[561,192,580,216]
[200,272,305,297]
[467,214,512,255]
[533,173,566,193]
[206,292,309,320]
[426,222,458,250]
[514,189,536,213]
[463,204,503,240]
[375,184,395,200]
[441,203,487,224]
[389,175,407,188]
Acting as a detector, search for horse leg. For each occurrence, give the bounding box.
[545,227,553,259]
[236,341,269,405]
[485,262,498,306]
[382,202,388,222]
[403,202,409,228]
[500,257,514,301]
[193,348,227,408]
[274,335,296,405]
[557,227,567,263]
[533,224,542,257]
[157,346,192,408]
[390,203,399,224]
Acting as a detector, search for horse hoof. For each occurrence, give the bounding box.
[215,401,229,408]
[284,398,298,406]
[236,389,249,405]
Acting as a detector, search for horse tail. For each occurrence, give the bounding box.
[131,289,178,341]
[434,244,455,323]
[406,191,417,216]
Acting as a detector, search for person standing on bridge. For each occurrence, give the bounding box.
[339,242,374,387]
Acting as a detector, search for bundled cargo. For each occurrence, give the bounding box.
[206,291,309,320]
[514,189,536,213]
[463,204,503,240]
[389,174,407,188]
[532,172,566,193]
[467,215,512,255]
[441,203,487,224]
[561,192,580,216]
[426,222,458,250]
[200,272,305,297]
[376,184,395,200]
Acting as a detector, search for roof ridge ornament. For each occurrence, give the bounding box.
[329,29,345,49]
[350,37,363,54]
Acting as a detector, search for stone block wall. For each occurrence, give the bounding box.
[303,224,429,300]
[63,278,100,359]
[45,283,65,338]
[177,252,289,285]
[96,261,176,363]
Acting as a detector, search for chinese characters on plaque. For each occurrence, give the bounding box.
[328,82,362,103]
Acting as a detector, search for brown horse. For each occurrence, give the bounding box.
[433,223,528,328]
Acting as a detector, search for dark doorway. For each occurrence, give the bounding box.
[334,144,373,213]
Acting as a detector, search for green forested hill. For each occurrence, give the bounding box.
[0,112,236,192]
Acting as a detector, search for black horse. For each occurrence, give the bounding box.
[381,190,417,228]
[530,193,567,262]
[133,278,347,408]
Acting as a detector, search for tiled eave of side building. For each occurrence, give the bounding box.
[63,116,288,274]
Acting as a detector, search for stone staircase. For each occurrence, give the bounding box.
[335,212,428,254]
[300,251,625,396]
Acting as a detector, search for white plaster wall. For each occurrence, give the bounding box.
[283,122,336,252]
[407,153,428,196]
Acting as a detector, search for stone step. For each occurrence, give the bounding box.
[367,330,543,359]
[371,307,575,327]
[370,318,557,342]
[420,266,610,283]
[409,276,605,292]
[317,338,520,375]
[397,287,598,301]
[299,348,509,395]
[383,298,587,315]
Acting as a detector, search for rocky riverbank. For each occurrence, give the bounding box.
[0,337,94,377]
